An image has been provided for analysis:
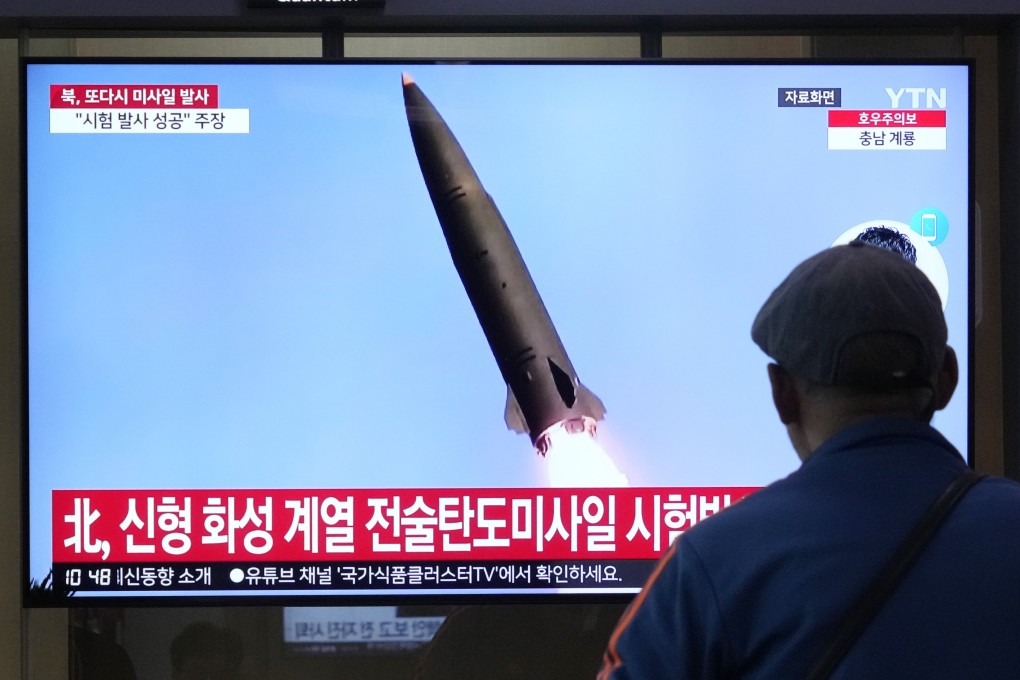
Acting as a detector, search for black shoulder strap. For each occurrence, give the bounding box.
[805,469,985,680]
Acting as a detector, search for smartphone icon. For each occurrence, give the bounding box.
[920,213,937,241]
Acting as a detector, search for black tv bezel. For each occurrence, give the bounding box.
[20,56,976,608]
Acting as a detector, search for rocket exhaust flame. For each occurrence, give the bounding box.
[541,419,630,488]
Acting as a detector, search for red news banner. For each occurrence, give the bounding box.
[50,84,219,108]
[826,109,948,151]
[827,110,946,127]
[48,84,249,134]
[54,487,759,564]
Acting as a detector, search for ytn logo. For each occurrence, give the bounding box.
[885,88,947,109]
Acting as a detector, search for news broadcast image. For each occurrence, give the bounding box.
[24,61,970,602]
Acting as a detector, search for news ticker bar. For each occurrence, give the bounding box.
[54,558,657,593]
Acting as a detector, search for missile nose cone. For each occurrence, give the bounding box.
[402,72,428,114]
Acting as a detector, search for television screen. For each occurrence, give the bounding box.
[23,59,971,605]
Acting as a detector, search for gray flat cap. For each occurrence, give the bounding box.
[751,240,948,389]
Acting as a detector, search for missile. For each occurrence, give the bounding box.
[402,73,606,456]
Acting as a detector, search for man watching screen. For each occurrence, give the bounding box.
[598,241,1020,679]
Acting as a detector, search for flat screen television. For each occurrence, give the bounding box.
[22,58,972,605]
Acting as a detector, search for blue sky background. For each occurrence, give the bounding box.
[26,62,970,582]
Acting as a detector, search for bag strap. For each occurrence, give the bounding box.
[805,469,986,680]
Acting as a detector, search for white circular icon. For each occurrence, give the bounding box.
[832,220,949,311]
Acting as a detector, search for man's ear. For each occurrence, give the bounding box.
[767,363,801,425]
[932,346,959,412]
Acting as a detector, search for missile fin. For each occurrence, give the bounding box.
[504,385,529,434]
[576,382,607,422]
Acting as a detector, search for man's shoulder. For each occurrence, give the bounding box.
[959,474,1020,520]
[976,473,1020,494]
[677,472,805,554]
[676,457,1020,574]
